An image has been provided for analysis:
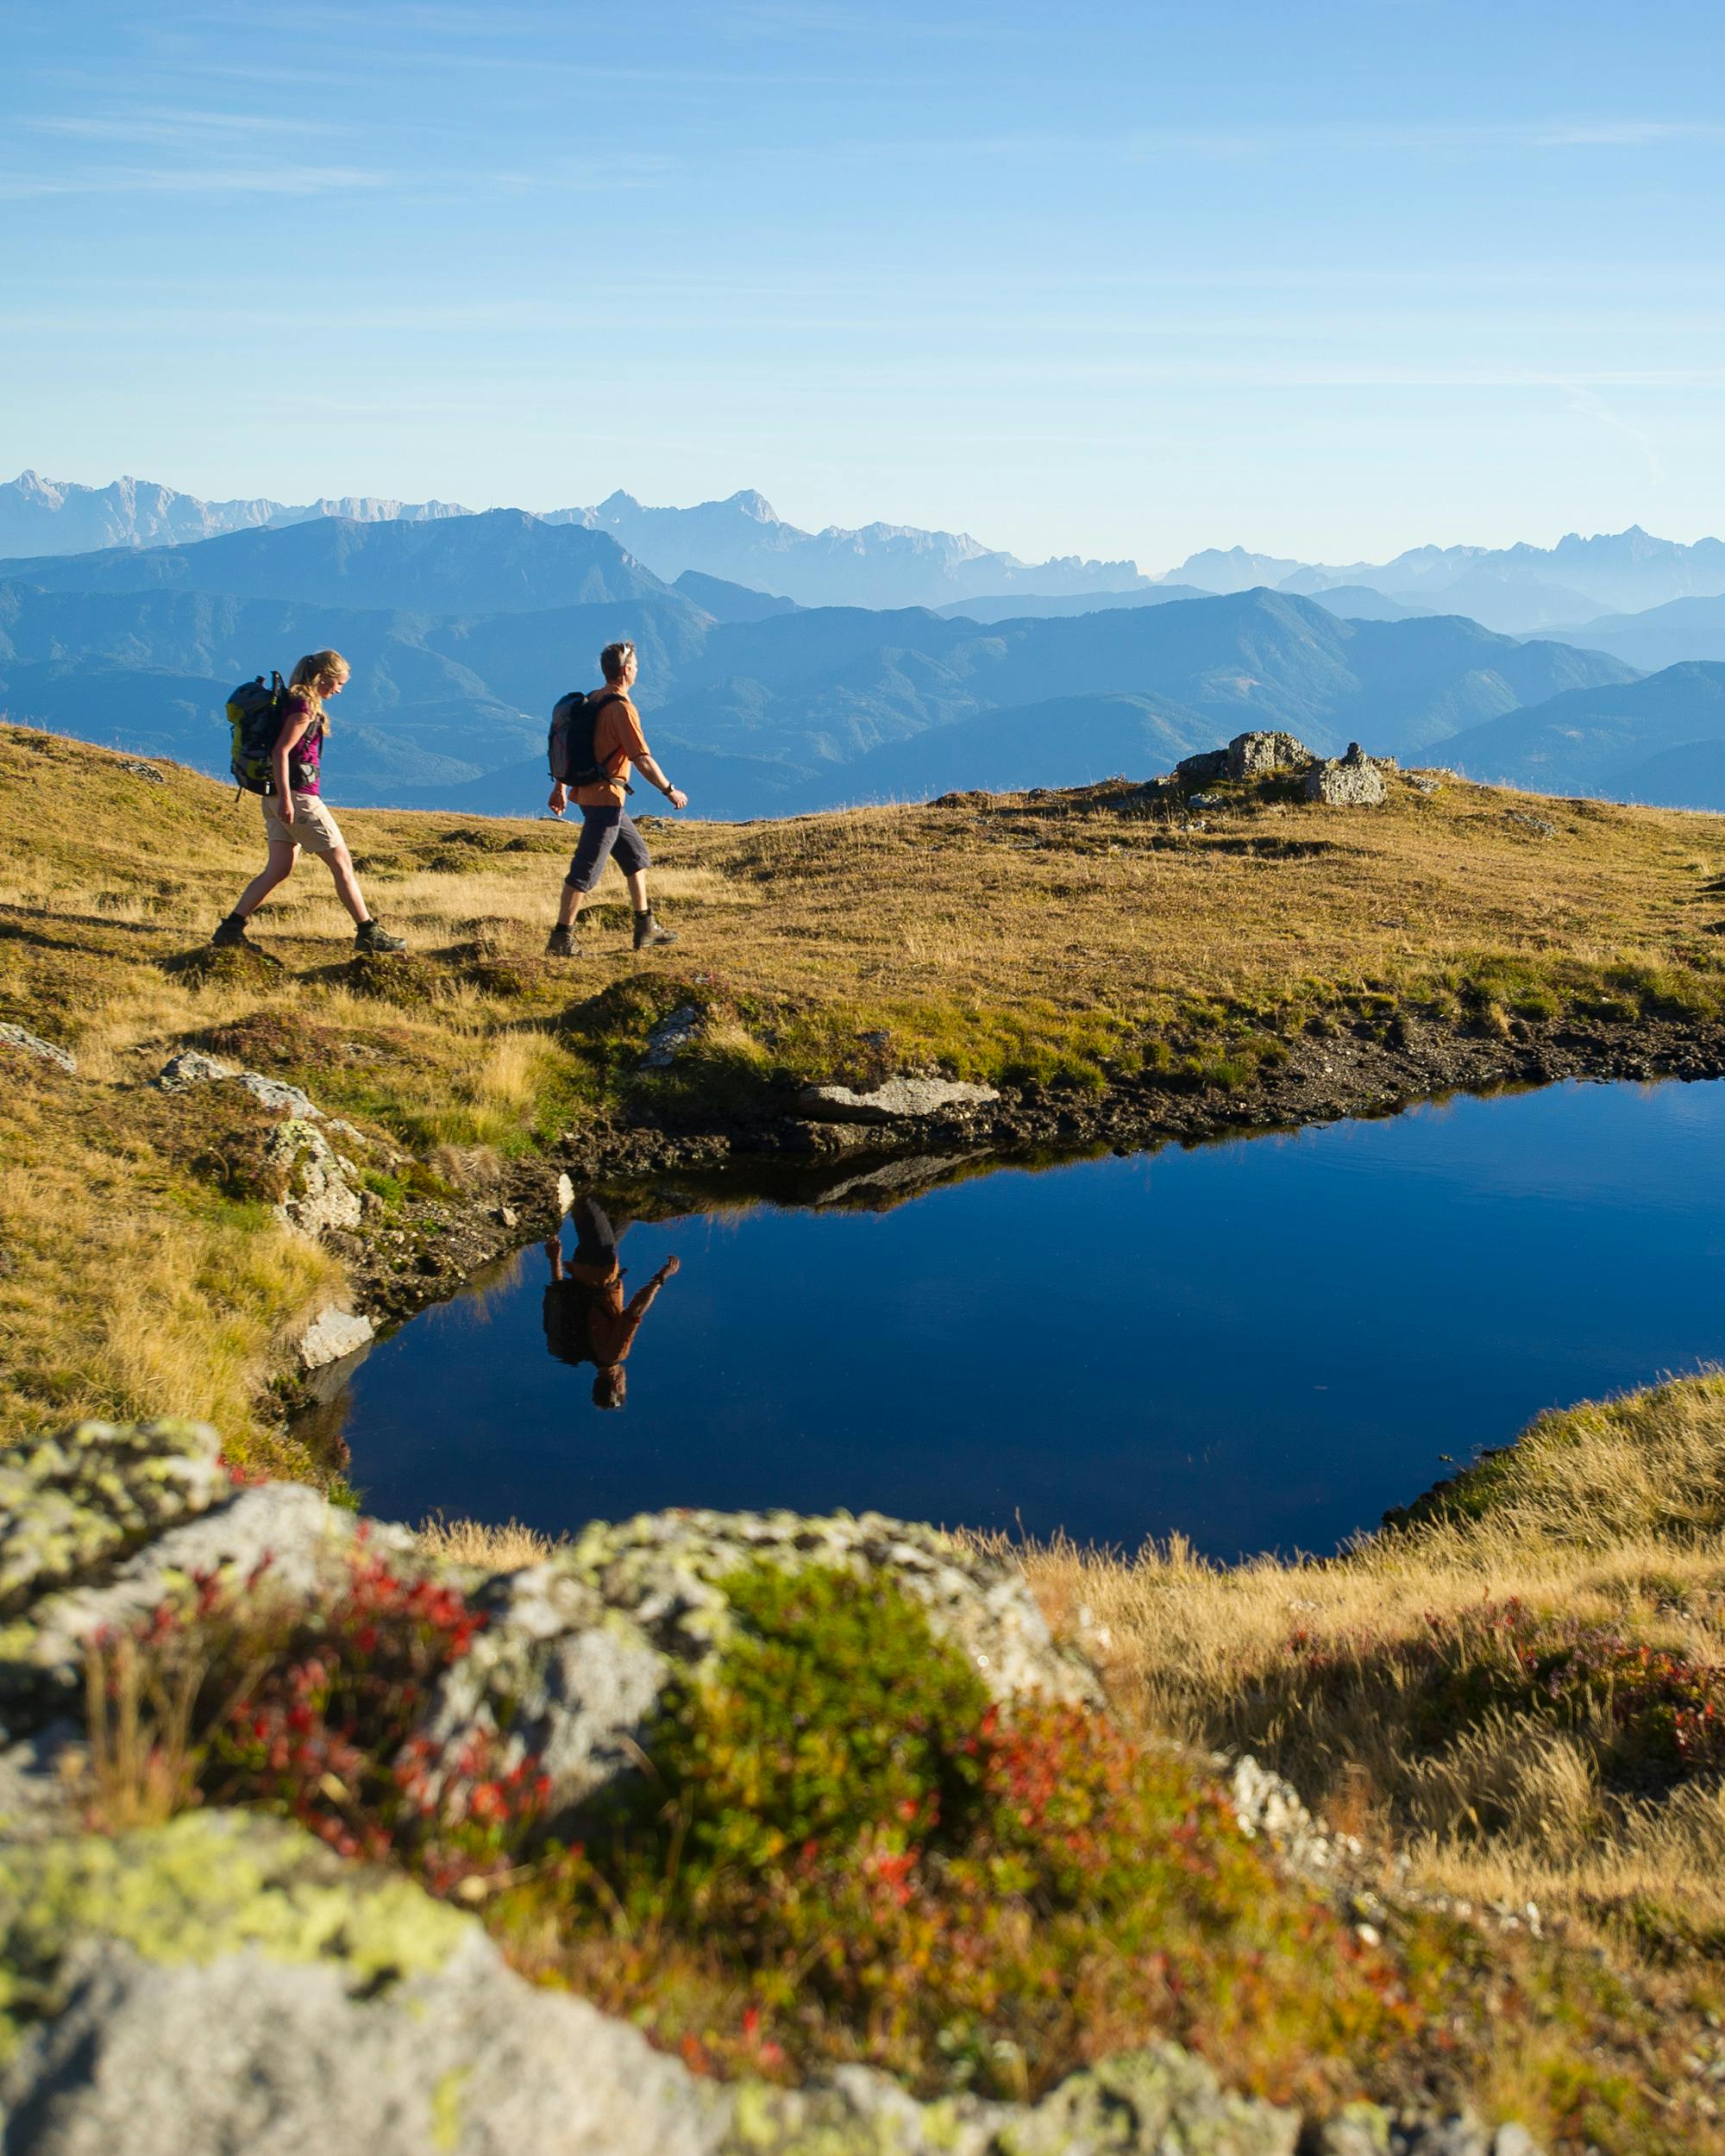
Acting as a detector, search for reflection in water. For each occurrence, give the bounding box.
[542,1197,681,1411]
[319,1079,1725,1560]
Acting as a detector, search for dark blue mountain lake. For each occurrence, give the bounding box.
[326,1078,1725,1560]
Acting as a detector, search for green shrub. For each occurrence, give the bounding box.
[495,1563,1423,2107]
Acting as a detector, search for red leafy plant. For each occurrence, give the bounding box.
[84,1544,546,1885]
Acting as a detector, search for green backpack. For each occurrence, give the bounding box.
[226,673,288,794]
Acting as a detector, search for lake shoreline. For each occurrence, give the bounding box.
[339,998,1725,1346]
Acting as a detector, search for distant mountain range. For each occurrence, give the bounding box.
[12,469,1725,639]
[0,472,1147,612]
[1168,528,1725,636]
[0,470,469,556]
[0,511,1649,819]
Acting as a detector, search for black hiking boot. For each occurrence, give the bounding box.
[545,923,578,958]
[633,910,677,952]
[355,918,406,954]
[210,912,252,949]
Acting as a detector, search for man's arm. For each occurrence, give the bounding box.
[543,1235,565,1282]
[616,703,687,810]
[624,1254,680,1318]
[637,751,687,812]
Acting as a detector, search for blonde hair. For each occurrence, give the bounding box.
[288,649,350,734]
[599,640,636,685]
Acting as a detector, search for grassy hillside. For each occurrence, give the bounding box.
[7,717,1725,1468]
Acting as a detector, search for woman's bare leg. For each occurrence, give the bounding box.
[323,845,372,926]
[232,840,300,919]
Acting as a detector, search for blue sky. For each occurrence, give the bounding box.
[5,1,1724,570]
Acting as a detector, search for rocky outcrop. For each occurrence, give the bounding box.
[1226,730,1313,780]
[0,1420,229,1617]
[1304,743,1388,807]
[423,1507,1098,1826]
[0,1811,731,2156]
[265,1118,364,1236]
[0,1024,76,1075]
[796,1075,1000,1123]
[1175,732,1315,788]
[156,1049,323,1121]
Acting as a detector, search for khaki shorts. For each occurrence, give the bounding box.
[262,791,346,857]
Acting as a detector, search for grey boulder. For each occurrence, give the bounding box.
[1304,743,1388,807]
[795,1075,999,1124]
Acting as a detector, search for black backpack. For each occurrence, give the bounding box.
[549,687,625,790]
[225,673,289,794]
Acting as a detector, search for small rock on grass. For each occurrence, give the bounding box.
[0,1024,76,1075]
[298,1307,375,1371]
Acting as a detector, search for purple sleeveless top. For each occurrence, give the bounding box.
[280,696,325,796]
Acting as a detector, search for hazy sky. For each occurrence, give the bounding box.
[5,2,1724,571]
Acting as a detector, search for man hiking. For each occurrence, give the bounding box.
[211,649,405,954]
[546,640,687,957]
[543,1196,681,1410]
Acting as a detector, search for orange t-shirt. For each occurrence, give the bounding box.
[573,692,653,809]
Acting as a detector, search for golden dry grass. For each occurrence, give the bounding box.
[415,1513,566,1568]
[1015,1375,1725,1969]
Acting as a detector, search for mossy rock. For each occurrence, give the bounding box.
[0,1419,227,1618]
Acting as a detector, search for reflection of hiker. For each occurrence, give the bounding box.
[544,640,687,958]
[212,649,405,952]
[542,1196,681,1410]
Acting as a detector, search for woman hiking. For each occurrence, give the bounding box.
[211,650,405,953]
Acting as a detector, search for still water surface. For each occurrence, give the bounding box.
[334,1079,1725,1558]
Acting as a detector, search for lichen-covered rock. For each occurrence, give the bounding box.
[156,1049,323,1120]
[1303,744,1388,807]
[795,1076,1000,1124]
[0,1813,730,2156]
[0,1024,76,1075]
[421,1510,1097,1828]
[264,1117,362,1236]
[3,1484,416,1714]
[0,1420,228,1617]
[723,2043,1301,2153]
[640,1006,707,1069]
[420,1564,668,1821]
[1176,747,1231,784]
[566,1508,1097,1708]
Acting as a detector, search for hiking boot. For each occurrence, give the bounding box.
[633,910,677,952]
[210,912,252,949]
[355,918,406,954]
[545,923,577,958]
